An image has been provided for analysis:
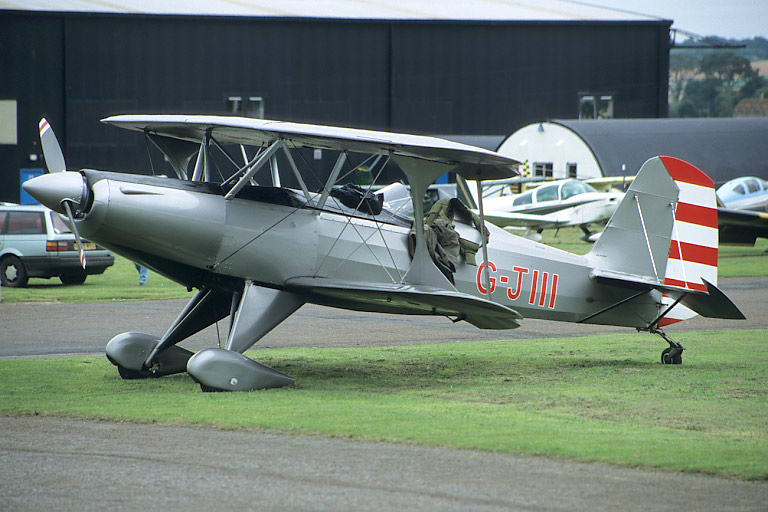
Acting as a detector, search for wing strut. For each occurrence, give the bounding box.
[191,130,211,182]
[475,178,492,300]
[224,139,281,199]
[317,152,348,210]
[280,143,313,203]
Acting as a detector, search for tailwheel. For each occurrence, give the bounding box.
[651,327,684,365]
[661,347,683,365]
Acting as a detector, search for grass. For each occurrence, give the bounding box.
[1,329,767,480]
[1,229,766,304]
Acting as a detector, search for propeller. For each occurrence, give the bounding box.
[39,119,66,173]
[37,118,87,269]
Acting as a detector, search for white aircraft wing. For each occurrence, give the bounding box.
[285,277,522,330]
[481,210,564,230]
[102,115,519,181]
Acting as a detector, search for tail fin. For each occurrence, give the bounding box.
[588,156,724,326]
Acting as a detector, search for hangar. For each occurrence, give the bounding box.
[1,1,671,202]
[496,118,768,184]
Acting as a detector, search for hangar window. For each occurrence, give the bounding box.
[578,93,614,120]
[567,163,577,178]
[534,162,553,178]
[227,95,265,118]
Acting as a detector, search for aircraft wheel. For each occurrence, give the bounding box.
[661,348,682,365]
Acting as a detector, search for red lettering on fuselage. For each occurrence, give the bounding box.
[538,272,549,307]
[476,260,497,295]
[549,273,559,309]
[507,266,528,300]
[476,260,559,310]
[528,270,539,305]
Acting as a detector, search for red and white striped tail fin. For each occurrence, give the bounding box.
[658,157,719,326]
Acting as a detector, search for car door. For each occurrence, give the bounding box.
[5,210,47,257]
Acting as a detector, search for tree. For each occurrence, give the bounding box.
[669,53,699,105]
[698,52,758,87]
[670,51,764,118]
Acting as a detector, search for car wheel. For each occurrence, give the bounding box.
[1,255,29,288]
[60,272,87,285]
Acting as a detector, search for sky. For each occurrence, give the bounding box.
[593,0,767,39]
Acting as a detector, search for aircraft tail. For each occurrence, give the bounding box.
[588,156,734,326]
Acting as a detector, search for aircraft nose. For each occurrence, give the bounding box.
[22,171,86,215]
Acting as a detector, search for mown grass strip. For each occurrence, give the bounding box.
[2,329,766,480]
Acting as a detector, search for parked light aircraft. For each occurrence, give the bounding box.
[24,116,744,392]
[716,176,768,212]
[479,179,624,242]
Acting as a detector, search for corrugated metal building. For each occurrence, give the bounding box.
[497,118,768,184]
[0,1,672,202]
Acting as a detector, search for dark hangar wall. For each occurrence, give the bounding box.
[0,11,670,201]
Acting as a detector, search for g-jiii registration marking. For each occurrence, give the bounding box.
[477,260,559,309]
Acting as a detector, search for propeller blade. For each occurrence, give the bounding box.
[39,118,67,173]
[62,201,86,270]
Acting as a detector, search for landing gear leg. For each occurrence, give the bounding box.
[651,327,684,365]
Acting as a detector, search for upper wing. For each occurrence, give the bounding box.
[284,277,523,330]
[102,115,519,181]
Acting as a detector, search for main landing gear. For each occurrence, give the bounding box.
[650,327,684,365]
[105,282,304,392]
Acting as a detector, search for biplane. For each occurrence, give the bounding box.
[24,116,744,391]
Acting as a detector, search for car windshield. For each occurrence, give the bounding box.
[52,213,73,234]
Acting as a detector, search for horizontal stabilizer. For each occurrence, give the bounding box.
[592,270,744,321]
[679,279,745,320]
[285,277,522,329]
